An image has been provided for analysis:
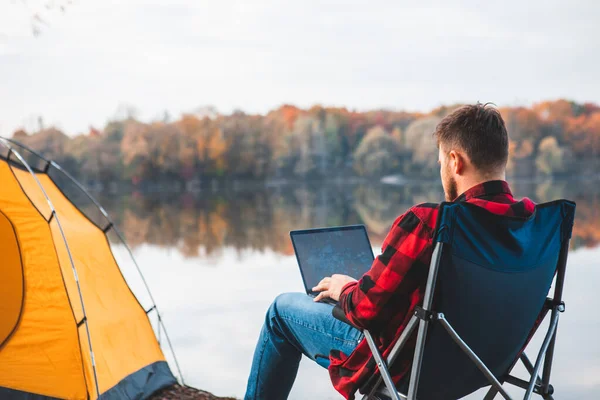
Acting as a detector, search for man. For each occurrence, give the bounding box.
[244,104,535,400]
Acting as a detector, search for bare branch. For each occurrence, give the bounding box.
[6,0,74,37]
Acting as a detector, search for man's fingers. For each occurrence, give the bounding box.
[312,277,331,292]
[313,291,330,302]
[319,277,331,286]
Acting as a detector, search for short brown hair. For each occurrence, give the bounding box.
[434,103,509,173]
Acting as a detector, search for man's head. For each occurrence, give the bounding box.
[434,103,509,201]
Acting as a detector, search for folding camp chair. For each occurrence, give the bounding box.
[333,200,576,400]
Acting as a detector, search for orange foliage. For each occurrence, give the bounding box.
[565,112,600,155]
[11,99,600,183]
[279,105,302,130]
[532,99,575,121]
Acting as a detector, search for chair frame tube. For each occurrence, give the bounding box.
[502,375,553,399]
[523,311,560,399]
[406,241,443,400]
[483,387,499,400]
[520,353,537,376]
[437,314,513,400]
[363,315,419,400]
[541,239,569,395]
[487,352,555,400]
[364,330,405,400]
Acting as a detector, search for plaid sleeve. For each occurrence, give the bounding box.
[339,208,434,331]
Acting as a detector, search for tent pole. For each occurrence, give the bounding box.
[48,160,185,384]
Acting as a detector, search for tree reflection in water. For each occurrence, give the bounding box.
[86,180,600,259]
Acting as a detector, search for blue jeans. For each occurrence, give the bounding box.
[244,292,364,400]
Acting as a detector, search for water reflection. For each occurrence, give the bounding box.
[101,180,599,399]
[92,180,600,257]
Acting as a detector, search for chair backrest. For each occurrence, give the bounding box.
[412,200,575,399]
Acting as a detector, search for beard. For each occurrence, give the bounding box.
[444,175,458,202]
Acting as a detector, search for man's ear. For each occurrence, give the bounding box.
[448,150,465,175]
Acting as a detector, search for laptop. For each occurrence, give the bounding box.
[290,225,375,304]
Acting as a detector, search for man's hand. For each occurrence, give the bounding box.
[312,274,357,302]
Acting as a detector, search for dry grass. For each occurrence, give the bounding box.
[149,384,237,400]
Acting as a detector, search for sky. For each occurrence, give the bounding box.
[0,0,599,136]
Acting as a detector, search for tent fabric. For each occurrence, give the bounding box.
[98,361,175,400]
[0,153,176,399]
[0,210,24,348]
[0,386,61,400]
[0,161,87,399]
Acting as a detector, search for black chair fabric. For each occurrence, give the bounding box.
[408,200,575,399]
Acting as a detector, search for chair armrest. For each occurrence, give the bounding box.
[332,304,361,331]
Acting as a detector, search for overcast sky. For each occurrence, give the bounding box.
[0,0,598,136]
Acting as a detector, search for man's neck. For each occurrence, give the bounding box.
[456,175,505,198]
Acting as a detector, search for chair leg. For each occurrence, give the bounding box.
[365,316,419,400]
[523,311,559,400]
[437,315,513,400]
[484,386,499,400]
[520,353,554,399]
[363,330,403,400]
[541,307,562,397]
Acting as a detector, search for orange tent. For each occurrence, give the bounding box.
[0,139,180,399]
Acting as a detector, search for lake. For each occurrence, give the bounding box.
[97,179,599,399]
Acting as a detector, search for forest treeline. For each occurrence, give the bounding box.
[11,99,600,185]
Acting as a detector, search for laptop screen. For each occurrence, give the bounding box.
[290,225,375,295]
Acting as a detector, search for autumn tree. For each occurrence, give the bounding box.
[15,127,78,172]
[291,115,320,177]
[176,114,226,178]
[220,111,265,178]
[565,112,600,158]
[120,121,160,183]
[535,136,565,176]
[403,116,441,176]
[9,100,600,184]
[353,126,403,177]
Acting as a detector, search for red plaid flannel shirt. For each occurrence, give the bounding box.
[329,180,536,399]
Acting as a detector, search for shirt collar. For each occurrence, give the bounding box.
[453,180,513,202]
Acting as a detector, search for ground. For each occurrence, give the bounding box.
[149,384,237,400]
